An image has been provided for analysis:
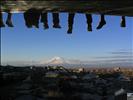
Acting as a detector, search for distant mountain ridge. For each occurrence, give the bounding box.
[3,56,132,68]
[39,56,133,68]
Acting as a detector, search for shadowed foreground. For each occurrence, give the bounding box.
[0,65,133,100]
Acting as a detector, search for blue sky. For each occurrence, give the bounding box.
[1,13,133,66]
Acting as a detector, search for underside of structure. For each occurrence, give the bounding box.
[1,0,133,17]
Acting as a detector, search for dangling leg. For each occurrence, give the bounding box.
[33,9,40,28]
[6,11,14,27]
[41,12,49,29]
[0,11,5,27]
[52,13,61,28]
[97,14,106,29]
[121,16,126,27]
[24,9,32,28]
[86,14,92,31]
[67,13,75,34]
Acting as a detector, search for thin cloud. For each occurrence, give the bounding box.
[111,51,132,55]
[93,55,133,59]
[110,49,132,55]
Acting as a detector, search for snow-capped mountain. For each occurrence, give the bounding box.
[40,56,70,65]
[47,56,68,65]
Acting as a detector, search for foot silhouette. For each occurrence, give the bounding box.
[6,20,14,27]
[88,24,92,31]
[44,23,49,29]
[97,21,106,29]
[0,21,5,27]
[67,28,72,34]
[121,20,126,27]
[53,24,61,28]
[34,24,39,28]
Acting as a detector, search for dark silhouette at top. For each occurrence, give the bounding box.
[67,13,75,34]
[41,12,61,29]
[24,8,41,28]
[121,16,126,27]
[6,11,14,27]
[0,10,14,27]
[97,14,106,29]
[52,13,61,28]
[1,8,127,32]
[0,11,5,27]
[86,14,93,31]
[41,12,49,29]
[67,13,92,34]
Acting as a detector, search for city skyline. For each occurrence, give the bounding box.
[1,13,133,67]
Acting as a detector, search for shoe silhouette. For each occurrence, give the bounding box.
[35,25,39,28]
[97,21,106,29]
[26,24,32,28]
[0,21,5,27]
[53,24,61,28]
[88,24,92,31]
[121,21,126,27]
[67,30,72,34]
[67,27,72,34]
[33,23,39,28]
[121,17,126,27]
[6,20,14,27]
[44,24,49,29]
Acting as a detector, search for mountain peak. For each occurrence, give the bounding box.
[51,56,63,60]
[48,56,66,65]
